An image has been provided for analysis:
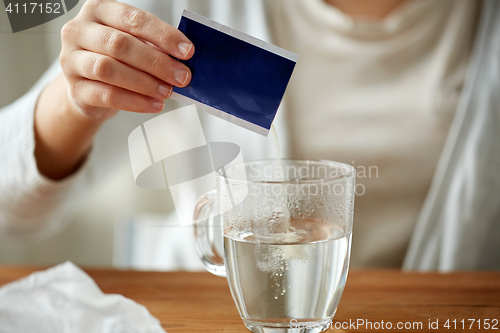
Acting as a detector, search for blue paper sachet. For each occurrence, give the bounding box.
[170,10,298,136]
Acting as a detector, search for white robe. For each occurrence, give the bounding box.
[0,0,498,270]
[404,0,500,271]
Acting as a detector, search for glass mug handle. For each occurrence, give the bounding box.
[193,190,226,277]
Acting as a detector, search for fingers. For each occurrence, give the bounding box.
[70,79,164,114]
[67,50,173,100]
[83,0,194,60]
[74,22,192,88]
[60,0,194,118]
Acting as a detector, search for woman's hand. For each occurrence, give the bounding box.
[60,0,194,119]
[34,0,194,180]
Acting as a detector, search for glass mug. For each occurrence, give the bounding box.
[194,160,356,333]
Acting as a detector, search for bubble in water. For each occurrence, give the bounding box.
[255,242,309,275]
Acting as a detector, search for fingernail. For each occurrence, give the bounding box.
[178,42,192,57]
[158,84,171,97]
[174,68,189,85]
[153,100,164,111]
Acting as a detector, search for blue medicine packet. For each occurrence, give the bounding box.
[170,10,298,136]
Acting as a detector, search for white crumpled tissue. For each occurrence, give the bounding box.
[0,261,166,333]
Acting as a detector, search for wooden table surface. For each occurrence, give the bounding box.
[0,267,499,332]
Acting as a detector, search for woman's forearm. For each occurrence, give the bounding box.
[34,73,107,180]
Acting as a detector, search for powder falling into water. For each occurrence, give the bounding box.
[254,125,306,275]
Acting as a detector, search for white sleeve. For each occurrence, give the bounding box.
[0,61,92,240]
